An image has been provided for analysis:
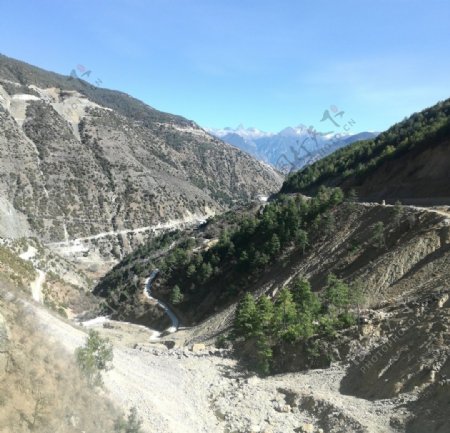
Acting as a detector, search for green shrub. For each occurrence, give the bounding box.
[75,330,113,386]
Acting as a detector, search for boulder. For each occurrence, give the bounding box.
[437,293,449,309]
[191,343,206,352]
[300,424,315,433]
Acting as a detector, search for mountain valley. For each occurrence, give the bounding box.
[0,54,449,433]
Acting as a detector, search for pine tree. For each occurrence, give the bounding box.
[350,278,365,309]
[186,263,196,279]
[345,189,358,212]
[321,211,336,235]
[295,312,316,339]
[324,274,350,315]
[291,277,320,316]
[199,262,213,283]
[267,233,281,256]
[235,293,258,339]
[75,330,113,387]
[273,288,298,340]
[193,254,203,267]
[255,332,272,375]
[296,229,308,254]
[330,187,344,205]
[256,295,274,334]
[170,285,184,304]
[252,251,269,269]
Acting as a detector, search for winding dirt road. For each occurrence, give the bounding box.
[144,270,179,333]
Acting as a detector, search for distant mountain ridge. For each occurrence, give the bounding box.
[207,124,378,172]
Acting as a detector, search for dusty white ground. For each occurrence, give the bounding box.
[25,297,407,433]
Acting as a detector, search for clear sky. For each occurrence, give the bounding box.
[1,0,450,133]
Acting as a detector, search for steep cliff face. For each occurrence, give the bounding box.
[0,55,282,251]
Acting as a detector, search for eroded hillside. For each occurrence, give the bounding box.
[91,188,450,432]
[95,191,450,327]
[0,54,282,270]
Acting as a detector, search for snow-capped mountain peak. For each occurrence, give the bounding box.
[206,125,273,140]
[207,123,379,173]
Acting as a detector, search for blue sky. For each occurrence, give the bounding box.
[1,0,450,133]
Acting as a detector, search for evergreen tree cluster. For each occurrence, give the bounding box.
[281,99,450,194]
[234,275,361,374]
[158,187,344,304]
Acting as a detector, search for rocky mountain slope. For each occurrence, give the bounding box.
[1,87,449,431]
[94,192,450,326]
[209,124,378,172]
[1,198,449,433]
[0,54,282,265]
[90,96,450,432]
[91,197,450,433]
[281,98,450,204]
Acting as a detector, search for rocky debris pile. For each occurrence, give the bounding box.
[341,289,450,400]
[207,372,372,433]
[27,289,427,433]
[133,342,231,360]
[121,336,380,432]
